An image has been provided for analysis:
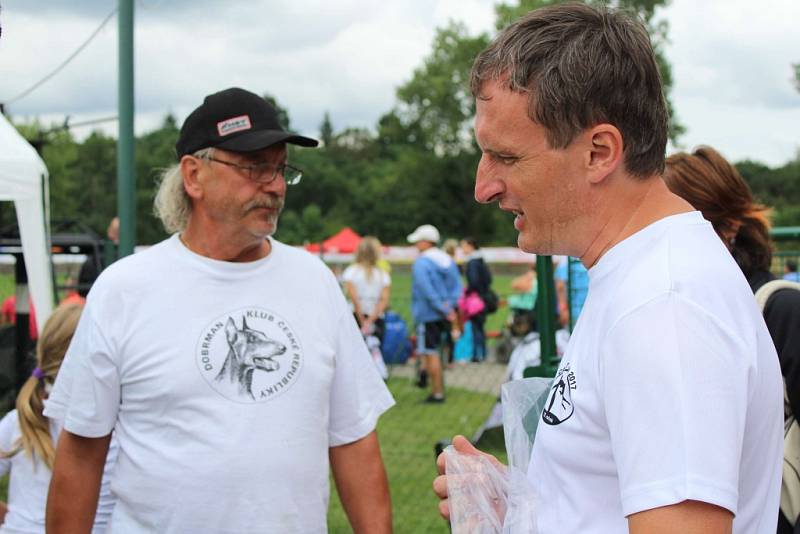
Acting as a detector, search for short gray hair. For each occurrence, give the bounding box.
[153,148,214,234]
[470,3,668,178]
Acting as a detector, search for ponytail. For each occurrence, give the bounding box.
[1,303,83,470]
[8,374,55,469]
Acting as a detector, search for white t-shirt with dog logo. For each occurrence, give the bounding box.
[45,235,395,534]
[528,212,783,534]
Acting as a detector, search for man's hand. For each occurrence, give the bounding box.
[360,317,374,335]
[433,435,505,521]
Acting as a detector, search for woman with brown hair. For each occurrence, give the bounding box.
[664,146,800,534]
[0,304,83,532]
[664,146,775,290]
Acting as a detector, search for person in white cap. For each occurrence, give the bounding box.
[407,224,462,403]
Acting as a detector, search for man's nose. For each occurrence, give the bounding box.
[259,174,287,195]
[474,156,504,204]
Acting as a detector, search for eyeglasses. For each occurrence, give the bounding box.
[204,156,303,185]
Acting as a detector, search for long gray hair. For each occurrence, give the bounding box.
[153,148,214,234]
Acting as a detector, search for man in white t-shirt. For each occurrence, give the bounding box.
[434,4,782,533]
[44,87,395,534]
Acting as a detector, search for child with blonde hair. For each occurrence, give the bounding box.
[0,303,82,532]
[0,302,117,533]
[342,236,391,338]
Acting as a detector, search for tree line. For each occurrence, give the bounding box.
[2,0,798,247]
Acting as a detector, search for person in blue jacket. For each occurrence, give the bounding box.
[408,224,461,403]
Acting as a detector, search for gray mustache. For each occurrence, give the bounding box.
[245,196,284,213]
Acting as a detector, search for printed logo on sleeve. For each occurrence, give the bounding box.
[542,363,576,425]
[196,307,303,403]
[217,115,252,136]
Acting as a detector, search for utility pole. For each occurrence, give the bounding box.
[117,0,135,258]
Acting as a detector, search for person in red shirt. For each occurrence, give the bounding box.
[0,296,38,340]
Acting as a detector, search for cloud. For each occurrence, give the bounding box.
[1,1,493,133]
[3,0,219,18]
[0,9,117,112]
[2,0,797,166]
[662,0,800,165]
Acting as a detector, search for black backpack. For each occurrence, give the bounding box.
[755,280,800,530]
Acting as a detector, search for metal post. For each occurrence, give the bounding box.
[536,255,558,374]
[117,0,135,258]
[567,256,576,332]
[13,254,31,394]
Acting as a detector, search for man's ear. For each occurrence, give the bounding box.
[585,124,623,185]
[180,155,204,200]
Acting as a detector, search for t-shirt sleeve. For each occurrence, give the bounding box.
[0,410,18,477]
[600,292,749,517]
[44,305,120,438]
[328,310,395,446]
[341,265,355,284]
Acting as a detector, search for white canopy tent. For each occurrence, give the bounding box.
[0,113,54,333]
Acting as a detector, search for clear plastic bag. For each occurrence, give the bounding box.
[444,447,507,533]
[445,377,552,533]
[501,377,553,473]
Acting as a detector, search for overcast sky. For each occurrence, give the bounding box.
[0,0,798,167]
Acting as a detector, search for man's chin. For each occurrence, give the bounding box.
[517,233,537,254]
[249,221,278,240]
[517,233,555,256]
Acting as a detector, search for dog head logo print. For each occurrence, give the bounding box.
[542,363,576,425]
[197,308,303,402]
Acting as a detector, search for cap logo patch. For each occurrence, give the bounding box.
[217,115,252,136]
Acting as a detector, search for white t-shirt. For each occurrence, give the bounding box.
[528,211,783,533]
[44,235,395,534]
[0,410,59,534]
[0,411,116,534]
[341,264,390,317]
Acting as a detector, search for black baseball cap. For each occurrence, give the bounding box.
[175,87,318,158]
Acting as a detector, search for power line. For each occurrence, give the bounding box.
[26,116,119,142]
[2,7,118,106]
[64,115,118,129]
[49,115,120,135]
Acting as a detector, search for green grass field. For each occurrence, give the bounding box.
[327,377,507,533]
[0,274,12,304]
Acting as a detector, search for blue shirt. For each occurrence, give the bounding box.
[411,249,461,324]
[555,258,589,322]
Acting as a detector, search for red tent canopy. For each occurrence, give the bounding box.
[305,227,362,253]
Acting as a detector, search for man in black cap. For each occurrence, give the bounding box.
[45,88,395,533]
